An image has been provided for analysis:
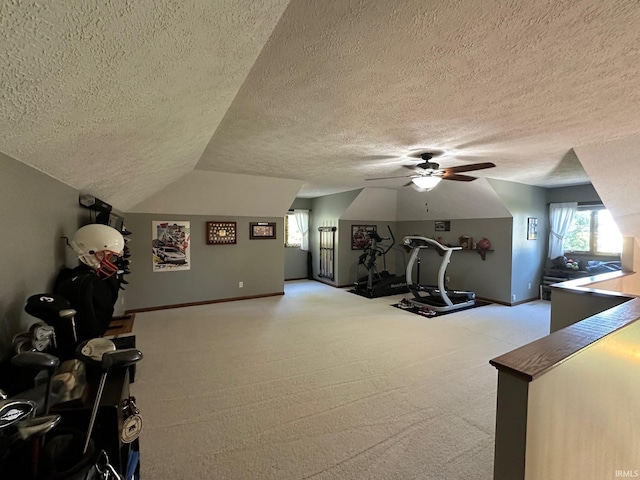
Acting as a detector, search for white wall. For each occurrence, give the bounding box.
[396,177,511,221]
[341,188,398,221]
[130,170,303,217]
[575,137,640,239]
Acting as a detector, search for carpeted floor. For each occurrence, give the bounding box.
[131,280,550,479]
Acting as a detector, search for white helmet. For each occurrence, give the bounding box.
[70,224,125,278]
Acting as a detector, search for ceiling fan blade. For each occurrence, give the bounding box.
[403,181,413,187]
[441,162,496,174]
[441,173,477,182]
[365,174,414,181]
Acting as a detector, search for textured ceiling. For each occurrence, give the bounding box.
[0,0,290,209]
[197,0,640,197]
[2,1,640,209]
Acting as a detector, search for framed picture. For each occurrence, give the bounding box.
[250,222,276,239]
[152,221,191,272]
[435,220,451,232]
[107,212,124,231]
[207,221,237,245]
[351,224,376,250]
[527,217,538,240]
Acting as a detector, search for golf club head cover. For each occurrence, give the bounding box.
[76,338,116,368]
[101,348,143,371]
[25,294,72,324]
[11,351,60,371]
[76,339,142,370]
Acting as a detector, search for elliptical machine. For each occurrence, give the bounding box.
[352,226,409,298]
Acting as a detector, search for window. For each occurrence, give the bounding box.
[285,213,302,247]
[563,206,622,255]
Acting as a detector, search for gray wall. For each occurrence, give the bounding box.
[123,213,285,310]
[284,247,309,280]
[546,184,601,204]
[2,154,601,361]
[489,180,548,303]
[0,152,86,359]
[397,218,513,304]
[309,190,361,285]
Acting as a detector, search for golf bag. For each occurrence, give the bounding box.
[39,433,125,480]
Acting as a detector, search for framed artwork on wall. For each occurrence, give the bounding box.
[527,217,538,240]
[435,220,451,232]
[152,221,191,272]
[351,224,376,250]
[207,221,237,245]
[250,222,276,239]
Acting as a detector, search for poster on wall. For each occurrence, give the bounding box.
[152,221,191,272]
[351,225,376,250]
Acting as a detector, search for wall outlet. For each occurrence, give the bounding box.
[239,281,243,288]
[511,294,516,302]
[446,276,450,283]
[528,282,532,290]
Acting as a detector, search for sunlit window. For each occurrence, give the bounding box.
[285,214,302,247]
[563,207,622,255]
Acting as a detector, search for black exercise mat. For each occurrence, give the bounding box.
[391,299,492,317]
[347,288,374,299]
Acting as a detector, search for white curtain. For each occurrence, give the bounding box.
[293,209,309,251]
[548,202,578,259]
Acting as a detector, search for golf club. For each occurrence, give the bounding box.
[15,414,61,441]
[0,399,36,429]
[76,340,143,455]
[58,308,78,343]
[11,351,60,415]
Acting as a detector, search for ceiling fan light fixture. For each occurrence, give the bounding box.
[411,176,442,191]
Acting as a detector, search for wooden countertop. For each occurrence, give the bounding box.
[490,297,640,382]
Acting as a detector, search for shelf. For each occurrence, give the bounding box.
[429,246,494,260]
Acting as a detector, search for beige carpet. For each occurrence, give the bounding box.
[131,280,549,479]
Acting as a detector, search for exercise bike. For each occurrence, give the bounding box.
[401,235,476,313]
[352,226,408,298]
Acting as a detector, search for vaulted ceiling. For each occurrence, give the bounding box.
[2,1,640,216]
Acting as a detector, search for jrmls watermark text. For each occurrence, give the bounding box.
[615,470,639,478]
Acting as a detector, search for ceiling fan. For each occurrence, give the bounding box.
[365,153,496,191]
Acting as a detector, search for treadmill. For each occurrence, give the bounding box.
[402,235,476,313]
